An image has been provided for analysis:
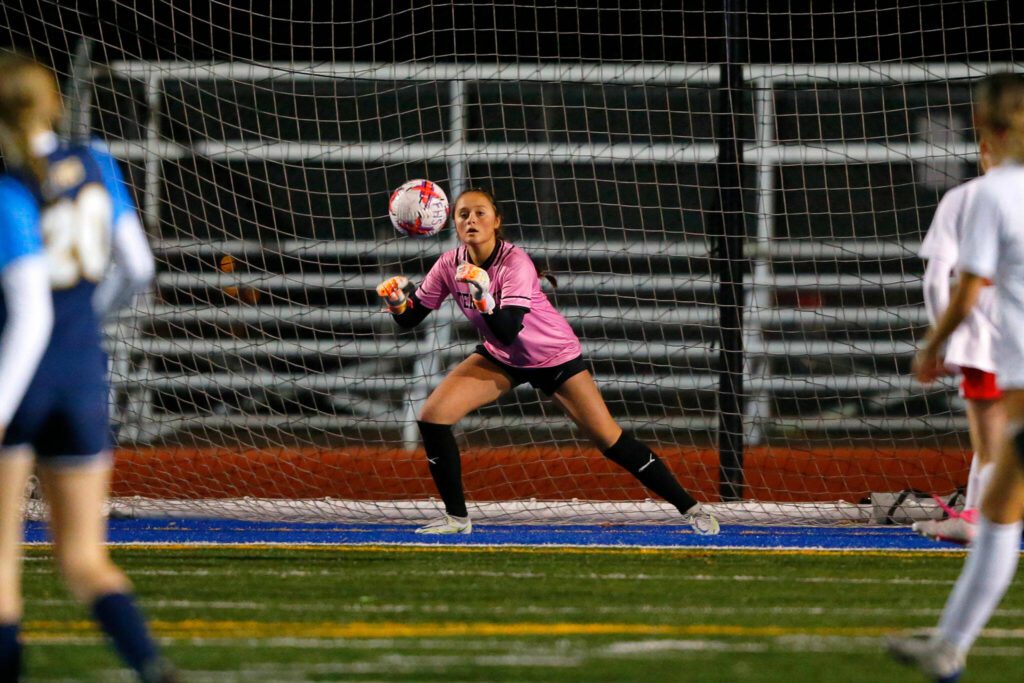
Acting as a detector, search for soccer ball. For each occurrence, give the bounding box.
[388,179,450,238]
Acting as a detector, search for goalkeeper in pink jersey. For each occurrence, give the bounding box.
[377,188,719,535]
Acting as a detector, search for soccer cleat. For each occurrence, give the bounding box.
[913,501,979,546]
[685,504,720,536]
[140,657,180,683]
[415,514,472,535]
[886,633,965,683]
[912,517,977,546]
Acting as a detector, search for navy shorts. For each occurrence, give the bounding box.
[3,350,111,464]
[473,345,588,396]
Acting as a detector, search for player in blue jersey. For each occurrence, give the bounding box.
[0,55,175,682]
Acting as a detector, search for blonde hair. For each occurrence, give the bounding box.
[0,53,61,187]
[974,72,1024,163]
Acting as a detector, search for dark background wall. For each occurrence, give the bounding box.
[3,1,1023,78]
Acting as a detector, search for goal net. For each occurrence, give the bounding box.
[6,3,1022,525]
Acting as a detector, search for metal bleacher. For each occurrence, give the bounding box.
[90,61,1000,448]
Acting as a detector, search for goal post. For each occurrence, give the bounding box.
[3,4,1020,526]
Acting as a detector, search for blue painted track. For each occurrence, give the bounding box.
[22,518,995,551]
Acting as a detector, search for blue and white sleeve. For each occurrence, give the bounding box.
[92,212,156,318]
[0,180,53,427]
[89,145,156,317]
[90,142,138,226]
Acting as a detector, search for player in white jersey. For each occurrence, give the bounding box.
[912,147,1005,545]
[889,72,1024,683]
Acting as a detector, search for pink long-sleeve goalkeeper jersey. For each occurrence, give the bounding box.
[415,241,583,368]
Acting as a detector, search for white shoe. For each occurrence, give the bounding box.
[886,632,965,682]
[415,514,472,535]
[685,504,720,536]
[912,517,977,546]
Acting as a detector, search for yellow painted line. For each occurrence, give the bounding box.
[22,619,907,642]
[23,543,970,559]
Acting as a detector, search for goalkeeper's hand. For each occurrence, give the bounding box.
[456,261,496,314]
[377,275,414,315]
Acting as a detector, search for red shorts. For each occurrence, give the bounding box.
[960,367,1002,401]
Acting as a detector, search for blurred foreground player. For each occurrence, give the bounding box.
[0,54,176,682]
[913,143,1004,545]
[889,72,1024,683]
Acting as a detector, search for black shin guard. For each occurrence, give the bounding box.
[603,433,697,514]
[418,421,468,518]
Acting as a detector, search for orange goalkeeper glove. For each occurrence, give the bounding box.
[456,261,496,314]
[377,275,414,314]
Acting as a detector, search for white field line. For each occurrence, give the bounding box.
[25,564,960,588]
[607,636,1024,657]
[33,634,1024,652]
[34,636,544,651]
[26,636,1024,683]
[29,597,1024,620]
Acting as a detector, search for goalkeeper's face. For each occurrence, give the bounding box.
[454,192,502,248]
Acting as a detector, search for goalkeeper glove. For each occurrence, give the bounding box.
[377,275,415,315]
[456,261,496,314]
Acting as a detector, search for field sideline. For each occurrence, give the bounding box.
[20,520,1024,681]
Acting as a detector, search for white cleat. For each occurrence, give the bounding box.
[415,514,472,535]
[886,632,965,683]
[912,517,977,546]
[685,504,720,536]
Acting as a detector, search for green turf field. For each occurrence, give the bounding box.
[19,545,1023,681]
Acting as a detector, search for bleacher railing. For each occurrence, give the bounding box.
[93,61,1016,446]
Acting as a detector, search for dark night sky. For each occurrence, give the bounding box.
[1,1,1022,78]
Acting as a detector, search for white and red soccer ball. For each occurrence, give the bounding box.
[388,179,450,238]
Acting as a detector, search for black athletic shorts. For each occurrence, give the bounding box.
[473,345,588,396]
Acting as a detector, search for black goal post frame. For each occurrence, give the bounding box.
[716,0,749,503]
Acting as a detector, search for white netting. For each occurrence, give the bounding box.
[4,3,1023,524]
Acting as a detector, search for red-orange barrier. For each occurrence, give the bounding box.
[111,446,971,503]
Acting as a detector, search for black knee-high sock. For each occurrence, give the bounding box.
[0,623,21,682]
[603,433,698,514]
[91,592,159,677]
[418,421,468,518]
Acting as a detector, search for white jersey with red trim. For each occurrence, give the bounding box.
[919,177,998,374]
[958,163,1024,389]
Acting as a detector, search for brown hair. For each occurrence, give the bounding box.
[0,53,62,187]
[974,72,1024,163]
[455,187,558,288]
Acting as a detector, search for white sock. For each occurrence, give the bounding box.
[937,515,1022,651]
[964,454,982,510]
[974,462,996,509]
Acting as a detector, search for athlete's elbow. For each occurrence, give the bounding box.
[33,299,54,347]
[393,315,420,330]
[121,263,155,298]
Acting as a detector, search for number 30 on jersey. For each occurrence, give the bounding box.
[40,183,112,288]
